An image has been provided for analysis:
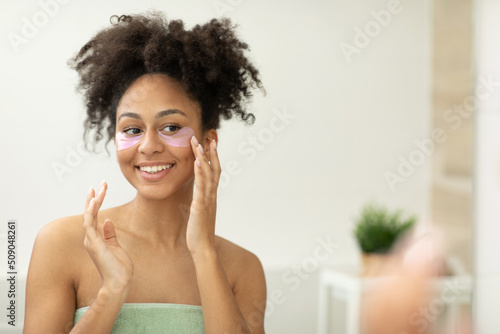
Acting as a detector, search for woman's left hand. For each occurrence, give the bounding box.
[186,137,221,256]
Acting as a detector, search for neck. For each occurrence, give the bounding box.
[120,181,194,248]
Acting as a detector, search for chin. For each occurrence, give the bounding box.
[127,175,195,201]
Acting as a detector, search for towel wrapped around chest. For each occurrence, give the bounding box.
[74,303,205,334]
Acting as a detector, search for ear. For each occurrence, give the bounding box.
[202,129,218,161]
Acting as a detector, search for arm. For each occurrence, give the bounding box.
[24,182,134,334]
[23,220,80,333]
[232,252,267,334]
[192,249,267,334]
[186,136,267,333]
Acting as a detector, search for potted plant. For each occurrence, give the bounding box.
[354,203,416,275]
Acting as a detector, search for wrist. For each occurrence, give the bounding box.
[99,282,130,306]
[191,246,218,265]
[79,286,128,325]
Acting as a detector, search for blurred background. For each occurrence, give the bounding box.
[0,0,497,333]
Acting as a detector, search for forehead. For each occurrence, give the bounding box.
[116,73,200,120]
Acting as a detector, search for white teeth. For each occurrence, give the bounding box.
[139,164,174,174]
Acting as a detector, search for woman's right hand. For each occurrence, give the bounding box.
[83,181,134,297]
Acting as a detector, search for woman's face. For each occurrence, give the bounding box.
[114,73,213,200]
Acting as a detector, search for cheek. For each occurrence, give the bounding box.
[175,146,197,166]
[116,149,135,170]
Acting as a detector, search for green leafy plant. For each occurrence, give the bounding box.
[354,203,416,254]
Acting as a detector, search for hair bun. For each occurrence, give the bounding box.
[109,14,132,25]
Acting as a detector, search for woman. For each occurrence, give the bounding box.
[23,11,266,334]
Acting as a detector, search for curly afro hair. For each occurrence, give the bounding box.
[68,11,264,151]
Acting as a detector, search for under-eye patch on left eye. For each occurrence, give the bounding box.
[115,132,144,151]
[158,126,195,147]
[116,127,195,151]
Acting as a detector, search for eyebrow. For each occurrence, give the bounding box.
[118,109,188,121]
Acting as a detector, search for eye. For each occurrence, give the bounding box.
[123,127,142,136]
[161,125,180,134]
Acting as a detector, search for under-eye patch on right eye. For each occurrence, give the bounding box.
[115,132,144,151]
[116,127,195,151]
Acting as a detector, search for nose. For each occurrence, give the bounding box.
[138,130,164,155]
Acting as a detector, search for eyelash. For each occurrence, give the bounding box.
[162,125,181,133]
[123,125,181,135]
[123,127,141,135]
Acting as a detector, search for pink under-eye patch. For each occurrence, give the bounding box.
[116,126,196,151]
[158,127,195,147]
[115,132,144,151]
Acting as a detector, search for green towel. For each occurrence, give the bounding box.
[74,303,205,333]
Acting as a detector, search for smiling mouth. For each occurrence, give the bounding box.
[136,164,175,174]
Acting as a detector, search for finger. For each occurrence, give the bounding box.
[83,187,97,237]
[191,137,206,190]
[83,197,99,241]
[191,136,210,166]
[84,186,95,212]
[197,143,214,196]
[190,137,206,163]
[192,159,205,208]
[87,182,106,229]
[209,139,222,187]
[201,140,220,202]
[102,219,121,248]
[93,180,108,210]
[203,139,221,203]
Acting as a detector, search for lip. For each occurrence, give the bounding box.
[136,162,175,167]
[135,163,175,181]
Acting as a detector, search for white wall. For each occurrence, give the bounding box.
[474,0,500,333]
[0,0,431,332]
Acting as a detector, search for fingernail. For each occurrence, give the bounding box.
[100,179,106,188]
[89,186,94,195]
[212,139,217,150]
[198,144,204,154]
[97,182,105,196]
[192,136,199,146]
[196,157,201,167]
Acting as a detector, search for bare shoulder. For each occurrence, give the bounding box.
[32,214,87,267]
[24,216,88,332]
[36,214,84,247]
[37,205,119,248]
[215,236,265,285]
[215,236,262,265]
